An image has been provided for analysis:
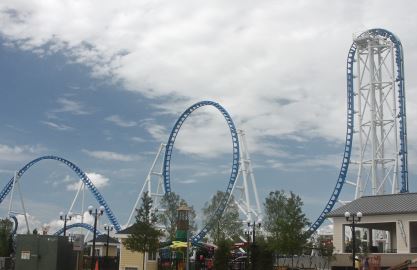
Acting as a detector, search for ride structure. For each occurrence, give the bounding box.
[309,28,407,233]
[231,129,262,224]
[162,100,240,244]
[0,156,122,232]
[53,223,102,236]
[125,143,166,228]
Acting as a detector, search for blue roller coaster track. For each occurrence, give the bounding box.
[53,222,102,236]
[308,28,408,233]
[0,155,122,232]
[163,100,240,243]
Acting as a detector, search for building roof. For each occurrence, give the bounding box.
[116,224,135,235]
[327,192,417,217]
[87,234,119,244]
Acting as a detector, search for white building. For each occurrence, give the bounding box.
[327,192,417,268]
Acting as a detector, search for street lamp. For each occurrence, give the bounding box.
[345,211,363,270]
[103,224,114,258]
[59,211,73,237]
[89,205,105,270]
[245,221,261,270]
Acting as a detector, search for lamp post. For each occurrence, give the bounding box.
[89,205,105,270]
[345,211,363,270]
[59,211,73,237]
[245,221,261,270]
[103,224,114,258]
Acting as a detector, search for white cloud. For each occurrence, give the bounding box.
[0,143,46,162]
[131,136,147,143]
[15,213,42,234]
[82,149,140,161]
[105,115,137,127]
[178,179,197,184]
[265,153,342,172]
[2,0,417,160]
[66,172,109,191]
[39,210,97,235]
[142,122,168,143]
[41,121,73,131]
[56,97,90,115]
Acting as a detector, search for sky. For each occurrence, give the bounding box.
[1,0,417,235]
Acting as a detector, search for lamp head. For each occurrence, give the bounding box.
[59,211,64,220]
[99,205,105,215]
[357,212,363,221]
[68,211,73,220]
[257,219,262,228]
[344,211,350,221]
[88,205,93,215]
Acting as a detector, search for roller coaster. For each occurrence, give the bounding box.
[309,28,407,233]
[0,28,408,240]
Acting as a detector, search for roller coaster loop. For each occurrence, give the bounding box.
[308,28,407,234]
[53,222,102,236]
[163,101,240,243]
[0,155,122,232]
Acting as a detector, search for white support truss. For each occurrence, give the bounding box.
[8,171,30,233]
[351,33,400,199]
[231,129,262,223]
[125,143,166,227]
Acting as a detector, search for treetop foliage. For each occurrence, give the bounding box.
[202,190,242,244]
[264,190,310,256]
[124,192,162,255]
[158,192,196,240]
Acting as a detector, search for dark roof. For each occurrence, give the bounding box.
[88,234,119,244]
[116,225,135,235]
[327,192,417,217]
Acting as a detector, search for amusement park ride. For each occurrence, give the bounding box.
[0,28,409,245]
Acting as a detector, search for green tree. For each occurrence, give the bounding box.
[202,191,242,244]
[124,192,163,270]
[252,237,274,270]
[0,219,13,257]
[158,192,196,240]
[214,239,232,270]
[264,190,310,267]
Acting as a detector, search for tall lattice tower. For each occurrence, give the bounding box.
[310,29,407,234]
[349,30,408,199]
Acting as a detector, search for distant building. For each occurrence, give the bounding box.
[327,192,417,268]
[116,226,158,270]
[86,234,119,257]
[14,235,75,270]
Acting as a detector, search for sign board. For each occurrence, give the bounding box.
[21,251,30,260]
[72,234,85,251]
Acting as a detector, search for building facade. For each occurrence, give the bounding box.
[116,226,158,270]
[327,193,417,267]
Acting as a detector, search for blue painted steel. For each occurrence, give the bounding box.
[162,101,240,243]
[308,28,408,233]
[0,156,122,232]
[53,222,102,236]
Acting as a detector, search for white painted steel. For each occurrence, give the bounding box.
[352,34,400,198]
[232,129,262,223]
[125,143,166,227]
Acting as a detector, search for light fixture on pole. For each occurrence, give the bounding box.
[345,211,363,270]
[88,205,105,270]
[246,221,261,270]
[59,211,73,237]
[103,224,114,258]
